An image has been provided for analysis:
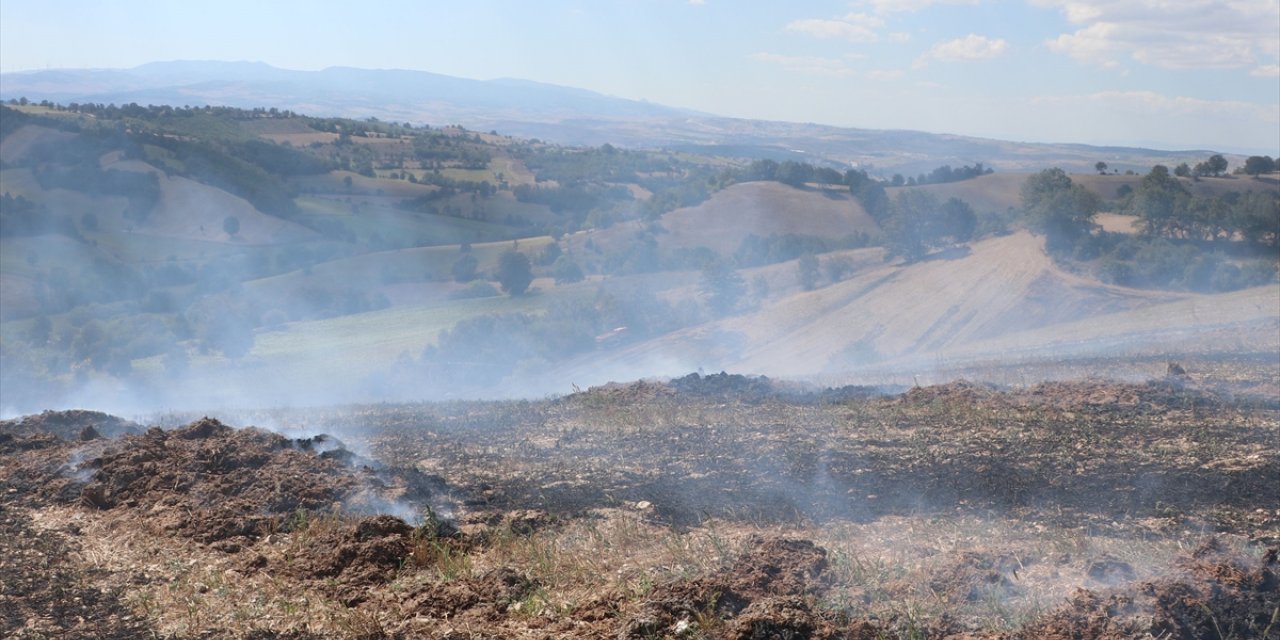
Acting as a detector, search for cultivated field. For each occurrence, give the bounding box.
[2,357,1278,639]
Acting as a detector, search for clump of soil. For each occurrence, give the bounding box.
[928,551,1028,604]
[76,417,361,549]
[2,413,450,552]
[901,380,1000,405]
[254,514,418,605]
[1012,378,1236,414]
[619,536,845,638]
[569,379,675,403]
[395,566,539,622]
[0,409,142,441]
[1021,540,1280,639]
[670,371,778,400]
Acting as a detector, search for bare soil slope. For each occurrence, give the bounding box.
[552,232,1278,383]
[104,156,320,245]
[660,181,880,254]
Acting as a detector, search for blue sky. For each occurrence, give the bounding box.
[2,0,1277,153]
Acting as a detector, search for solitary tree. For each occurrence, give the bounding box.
[1132,165,1189,237]
[1206,154,1229,177]
[552,255,585,284]
[1243,155,1276,179]
[496,250,533,296]
[1095,161,1108,175]
[883,189,943,262]
[939,197,978,244]
[451,253,478,283]
[1020,168,1101,248]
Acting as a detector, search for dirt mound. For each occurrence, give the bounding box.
[900,380,1000,405]
[619,536,843,638]
[2,414,452,552]
[1020,541,1280,639]
[928,551,1028,605]
[396,566,538,621]
[1013,378,1233,414]
[670,371,778,400]
[253,514,417,604]
[567,379,676,404]
[75,418,360,550]
[0,409,142,441]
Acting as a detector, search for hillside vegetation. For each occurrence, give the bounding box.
[0,100,1276,412]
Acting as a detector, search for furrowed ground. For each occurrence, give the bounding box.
[2,360,1278,639]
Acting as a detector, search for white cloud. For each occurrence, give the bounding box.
[785,13,885,42]
[751,52,855,77]
[918,34,1008,65]
[1035,0,1280,70]
[688,0,705,4]
[1251,64,1280,78]
[865,0,981,14]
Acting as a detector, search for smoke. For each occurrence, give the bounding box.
[2,101,1277,422]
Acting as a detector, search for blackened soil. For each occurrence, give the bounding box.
[0,503,153,639]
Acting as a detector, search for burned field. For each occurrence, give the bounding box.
[2,371,1278,639]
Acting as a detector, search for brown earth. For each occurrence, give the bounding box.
[2,372,1278,638]
[659,181,879,255]
[546,231,1278,388]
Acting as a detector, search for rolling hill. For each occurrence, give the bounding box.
[545,231,1279,389]
[0,61,1241,176]
[0,100,1275,414]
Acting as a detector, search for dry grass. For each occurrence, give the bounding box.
[10,374,1278,638]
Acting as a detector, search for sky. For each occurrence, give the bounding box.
[1,0,1277,153]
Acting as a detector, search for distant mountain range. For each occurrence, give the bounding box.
[0,61,1225,175]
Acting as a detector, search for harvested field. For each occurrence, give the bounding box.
[2,368,1278,638]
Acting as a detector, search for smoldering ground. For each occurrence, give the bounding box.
[4,374,1277,638]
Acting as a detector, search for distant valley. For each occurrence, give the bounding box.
[0,61,1243,176]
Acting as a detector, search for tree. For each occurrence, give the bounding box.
[1020,168,1101,248]
[938,197,977,244]
[451,253,478,283]
[1095,161,1108,175]
[1173,163,1192,178]
[1206,154,1228,177]
[222,215,240,237]
[552,256,585,284]
[1231,191,1280,247]
[1243,155,1276,179]
[847,169,890,222]
[824,256,855,283]
[496,250,533,296]
[1131,165,1189,237]
[700,259,746,315]
[883,190,940,262]
[1193,154,1229,179]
